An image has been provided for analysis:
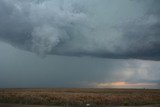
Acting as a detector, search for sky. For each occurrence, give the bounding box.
[0,0,160,88]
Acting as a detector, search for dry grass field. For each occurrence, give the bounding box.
[0,88,160,106]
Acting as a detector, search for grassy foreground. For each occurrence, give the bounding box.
[0,88,160,106]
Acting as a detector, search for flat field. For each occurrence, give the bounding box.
[0,88,160,106]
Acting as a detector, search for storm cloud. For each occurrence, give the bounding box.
[0,0,160,60]
[0,41,160,88]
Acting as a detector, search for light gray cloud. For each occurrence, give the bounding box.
[0,0,160,60]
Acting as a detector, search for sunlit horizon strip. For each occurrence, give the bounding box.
[95,81,159,89]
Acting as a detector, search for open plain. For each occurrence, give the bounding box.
[0,88,160,107]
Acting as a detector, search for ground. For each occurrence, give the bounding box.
[0,88,160,106]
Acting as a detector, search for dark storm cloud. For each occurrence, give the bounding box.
[0,42,160,88]
[118,0,160,60]
[0,0,160,60]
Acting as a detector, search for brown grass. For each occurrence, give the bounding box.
[0,88,160,106]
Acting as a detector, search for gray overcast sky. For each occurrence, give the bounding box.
[0,0,160,88]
